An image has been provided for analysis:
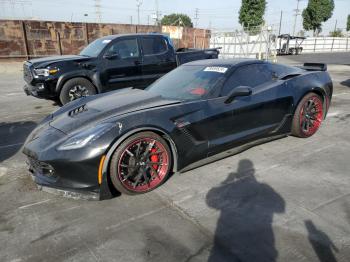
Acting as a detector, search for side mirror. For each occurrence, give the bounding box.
[103,53,119,60]
[225,86,252,104]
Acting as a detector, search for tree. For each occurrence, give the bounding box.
[239,0,266,35]
[347,15,350,31]
[161,14,193,27]
[302,0,335,36]
[329,29,343,37]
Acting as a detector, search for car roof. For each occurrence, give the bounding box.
[99,33,166,40]
[183,58,264,68]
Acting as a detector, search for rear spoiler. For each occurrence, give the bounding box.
[301,63,327,72]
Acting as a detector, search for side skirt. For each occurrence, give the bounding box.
[179,134,288,173]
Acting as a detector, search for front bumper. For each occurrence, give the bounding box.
[23,83,55,99]
[22,124,116,200]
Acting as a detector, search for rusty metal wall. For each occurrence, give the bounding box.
[0,20,210,59]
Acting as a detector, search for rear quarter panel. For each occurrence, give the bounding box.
[286,71,333,117]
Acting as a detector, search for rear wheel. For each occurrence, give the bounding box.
[292,93,324,138]
[59,77,96,105]
[109,132,172,195]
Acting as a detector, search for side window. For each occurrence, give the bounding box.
[141,37,168,55]
[106,38,139,59]
[221,64,273,96]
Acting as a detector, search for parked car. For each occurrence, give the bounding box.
[23,59,332,199]
[23,33,220,105]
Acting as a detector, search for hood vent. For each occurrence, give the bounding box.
[68,104,87,117]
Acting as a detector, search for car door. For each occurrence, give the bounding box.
[205,63,293,155]
[101,37,143,90]
[140,36,177,86]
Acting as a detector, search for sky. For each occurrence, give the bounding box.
[0,0,349,35]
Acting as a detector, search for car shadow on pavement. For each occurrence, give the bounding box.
[206,159,285,262]
[340,79,350,88]
[305,220,338,262]
[0,121,37,163]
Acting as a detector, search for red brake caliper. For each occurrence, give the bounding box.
[150,148,159,177]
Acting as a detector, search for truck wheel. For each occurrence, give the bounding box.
[59,78,96,105]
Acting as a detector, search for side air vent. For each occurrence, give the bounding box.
[281,74,301,80]
[68,104,87,117]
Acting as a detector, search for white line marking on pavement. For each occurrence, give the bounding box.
[0,167,7,177]
[18,199,52,209]
[327,111,341,118]
[333,92,350,97]
[301,144,334,158]
[5,92,24,96]
[0,143,23,149]
[105,206,166,230]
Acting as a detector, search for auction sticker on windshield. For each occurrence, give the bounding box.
[204,67,228,73]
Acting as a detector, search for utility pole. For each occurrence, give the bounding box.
[130,15,133,25]
[278,10,283,36]
[194,8,199,28]
[94,0,102,23]
[154,0,160,26]
[136,0,143,25]
[333,19,338,33]
[331,19,337,51]
[292,0,301,36]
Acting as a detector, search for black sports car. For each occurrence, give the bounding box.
[23,59,333,199]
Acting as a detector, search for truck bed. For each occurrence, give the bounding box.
[176,48,221,65]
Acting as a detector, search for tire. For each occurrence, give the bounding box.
[59,77,96,105]
[109,131,172,195]
[292,93,324,138]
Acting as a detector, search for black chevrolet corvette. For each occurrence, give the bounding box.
[23,59,333,199]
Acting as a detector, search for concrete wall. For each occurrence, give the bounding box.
[0,20,210,59]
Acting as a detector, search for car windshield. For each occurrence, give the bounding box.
[146,65,228,101]
[79,38,112,57]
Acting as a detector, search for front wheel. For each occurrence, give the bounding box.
[59,77,96,105]
[109,132,172,195]
[292,93,324,138]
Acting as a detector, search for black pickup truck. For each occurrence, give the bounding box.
[23,33,220,105]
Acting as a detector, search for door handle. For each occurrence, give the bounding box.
[134,61,142,65]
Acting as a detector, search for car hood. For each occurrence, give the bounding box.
[49,89,181,134]
[28,55,91,68]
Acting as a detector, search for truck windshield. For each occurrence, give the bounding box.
[79,38,112,57]
[146,65,228,101]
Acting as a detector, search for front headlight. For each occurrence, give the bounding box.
[33,68,59,78]
[57,123,115,151]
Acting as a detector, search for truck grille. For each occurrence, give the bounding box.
[23,63,33,83]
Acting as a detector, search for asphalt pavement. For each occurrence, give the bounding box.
[0,53,350,262]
